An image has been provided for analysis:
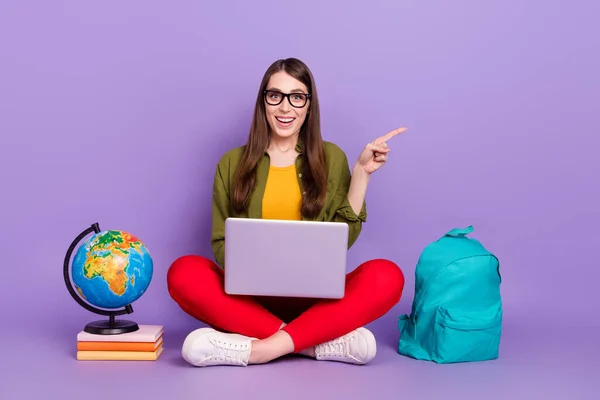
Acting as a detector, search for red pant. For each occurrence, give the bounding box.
[167,255,405,352]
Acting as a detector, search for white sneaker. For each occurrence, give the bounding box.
[314,327,377,365]
[181,327,256,367]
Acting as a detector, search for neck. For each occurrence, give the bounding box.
[268,133,298,153]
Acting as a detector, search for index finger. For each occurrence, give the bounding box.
[374,127,407,145]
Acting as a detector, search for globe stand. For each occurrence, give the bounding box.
[64,223,140,335]
[83,307,139,335]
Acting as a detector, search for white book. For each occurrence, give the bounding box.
[77,324,164,343]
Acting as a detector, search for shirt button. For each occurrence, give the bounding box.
[298,173,302,177]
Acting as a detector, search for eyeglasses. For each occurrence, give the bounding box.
[263,90,311,108]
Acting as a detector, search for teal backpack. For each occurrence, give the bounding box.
[397,226,502,363]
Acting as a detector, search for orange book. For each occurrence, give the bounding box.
[77,335,163,351]
[77,346,164,361]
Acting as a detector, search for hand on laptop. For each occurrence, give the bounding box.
[355,127,407,175]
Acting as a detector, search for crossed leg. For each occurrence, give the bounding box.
[167,255,404,366]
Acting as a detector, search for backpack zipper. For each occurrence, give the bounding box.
[411,253,497,323]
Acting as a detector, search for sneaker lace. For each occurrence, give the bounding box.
[212,339,247,363]
[321,333,354,357]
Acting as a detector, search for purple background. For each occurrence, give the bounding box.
[1,0,599,398]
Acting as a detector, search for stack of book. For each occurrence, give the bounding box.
[76,325,164,361]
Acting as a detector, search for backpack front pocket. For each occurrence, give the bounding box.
[432,305,502,363]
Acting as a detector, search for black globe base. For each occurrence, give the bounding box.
[84,318,139,335]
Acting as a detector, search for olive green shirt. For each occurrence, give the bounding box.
[211,140,367,269]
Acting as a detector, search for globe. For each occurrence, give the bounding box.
[72,229,153,309]
[64,223,154,335]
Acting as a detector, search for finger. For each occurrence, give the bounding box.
[372,141,389,147]
[367,143,390,154]
[374,154,387,162]
[374,127,407,145]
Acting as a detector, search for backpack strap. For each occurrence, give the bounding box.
[444,226,474,237]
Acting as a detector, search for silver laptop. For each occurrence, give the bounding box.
[224,218,348,299]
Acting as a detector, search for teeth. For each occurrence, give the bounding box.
[276,117,294,123]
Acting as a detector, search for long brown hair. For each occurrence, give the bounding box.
[231,58,327,219]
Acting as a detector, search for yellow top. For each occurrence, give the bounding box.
[262,164,302,220]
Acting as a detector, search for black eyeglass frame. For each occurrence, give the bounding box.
[263,90,312,108]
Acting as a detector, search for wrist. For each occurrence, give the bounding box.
[353,163,371,180]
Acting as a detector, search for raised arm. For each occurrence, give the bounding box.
[331,126,407,247]
[331,151,368,248]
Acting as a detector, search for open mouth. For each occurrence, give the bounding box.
[275,116,295,128]
[276,117,295,123]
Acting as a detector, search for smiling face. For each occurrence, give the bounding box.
[232,58,326,219]
[264,71,310,141]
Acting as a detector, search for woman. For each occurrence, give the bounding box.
[167,58,406,367]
